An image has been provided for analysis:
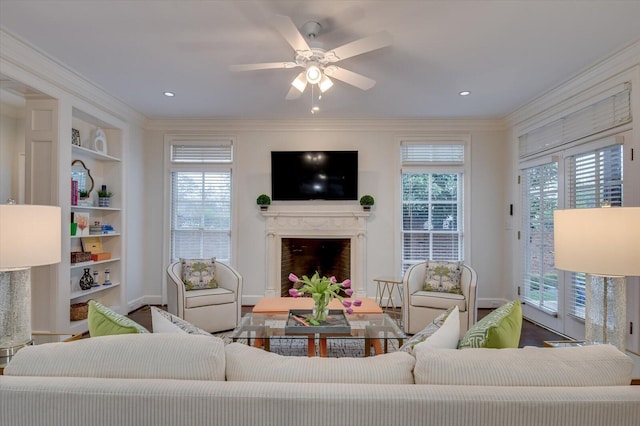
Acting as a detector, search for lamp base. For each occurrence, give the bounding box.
[585,274,626,351]
[0,269,33,360]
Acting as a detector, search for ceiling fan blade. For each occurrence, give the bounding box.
[229,62,297,72]
[327,67,376,90]
[327,31,392,62]
[286,86,303,100]
[271,15,310,52]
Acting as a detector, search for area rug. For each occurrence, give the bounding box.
[212,331,400,357]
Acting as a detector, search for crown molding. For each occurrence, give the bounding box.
[144,117,506,133]
[506,38,640,130]
[0,28,146,127]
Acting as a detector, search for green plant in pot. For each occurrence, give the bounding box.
[359,194,375,211]
[98,185,112,207]
[256,194,271,210]
[78,190,90,200]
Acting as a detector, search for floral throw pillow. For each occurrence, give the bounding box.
[399,306,455,355]
[423,261,463,295]
[180,258,218,291]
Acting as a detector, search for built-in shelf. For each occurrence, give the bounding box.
[72,145,120,162]
[70,282,121,300]
[71,233,120,239]
[70,257,121,269]
[71,206,121,212]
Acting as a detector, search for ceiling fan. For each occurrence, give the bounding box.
[230,15,392,100]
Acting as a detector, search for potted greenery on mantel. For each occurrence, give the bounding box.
[256,194,271,211]
[359,195,375,211]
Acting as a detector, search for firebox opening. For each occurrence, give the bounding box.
[281,238,351,297]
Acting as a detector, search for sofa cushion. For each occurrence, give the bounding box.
[180,257,218,290]
[184,287,235,308]
[414,344,633,386]
[150,306,211,335]
[423,261,463,294]
[410,291,466,311]
[88,300,149,337]
[4,333,226,381]
[458,299,521,349]
[225,343,415,384]
[399,306,457,355]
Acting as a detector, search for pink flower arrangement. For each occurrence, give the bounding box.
[288,272,362,321]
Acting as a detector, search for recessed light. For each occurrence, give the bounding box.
[459,91,471,96]
[163,91,175,97]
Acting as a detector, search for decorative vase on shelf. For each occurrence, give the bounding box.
[98,197,111,207]
[79,268,94,290]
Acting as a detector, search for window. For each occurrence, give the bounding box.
[565,143,623,319]
[168,137,233,263]
[520,162,559,313]
[401,141,467,273]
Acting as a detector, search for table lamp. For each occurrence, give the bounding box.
[553,207,640,351]
[0,203,61,364]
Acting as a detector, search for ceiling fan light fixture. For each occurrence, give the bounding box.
[306,65,322,84]
[291,72,308,93]
[319,75,334,93]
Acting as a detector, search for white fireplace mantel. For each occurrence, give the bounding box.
[261,209,370,298]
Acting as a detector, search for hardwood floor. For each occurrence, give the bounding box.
[127,305,565,347]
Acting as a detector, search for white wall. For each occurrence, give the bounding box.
[0,113,25,203]
[143,120,510,307]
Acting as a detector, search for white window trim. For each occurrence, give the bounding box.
[396,135,471,277]
[161,134,237,305]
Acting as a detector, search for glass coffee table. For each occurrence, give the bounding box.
[230,312,405,357]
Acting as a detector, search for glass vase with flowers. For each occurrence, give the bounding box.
[288,271,362,324]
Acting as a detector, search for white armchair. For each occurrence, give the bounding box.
[402,262,477,335]
[166,260,242,333]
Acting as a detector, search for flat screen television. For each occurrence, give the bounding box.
[271,151,358,201]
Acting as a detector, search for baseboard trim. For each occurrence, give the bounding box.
[477,298,509,309]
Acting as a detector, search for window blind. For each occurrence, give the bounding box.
[401,143,464,164]
[401,172,463,273]
[519,83,631,158]
[170,171,231,262]
[171,141,232,163]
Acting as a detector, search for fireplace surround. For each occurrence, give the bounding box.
[261,209,370,298]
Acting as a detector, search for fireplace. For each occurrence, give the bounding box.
[281,238,351,297]
[261,209,370,298]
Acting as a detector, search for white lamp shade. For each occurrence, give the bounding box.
[319,75,334,93]
[0,204,61,269]
[553,207,640,276]
[291,71,307,93]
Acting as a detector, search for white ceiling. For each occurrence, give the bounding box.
[1,0,640,120]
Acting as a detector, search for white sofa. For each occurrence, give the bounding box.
[1,334,639,426]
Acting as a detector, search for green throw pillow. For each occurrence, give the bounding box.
[180,258,218,291]
[458,300,522,349]
[88,300,149,337]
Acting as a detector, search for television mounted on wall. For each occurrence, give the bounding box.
[271,151,358,201]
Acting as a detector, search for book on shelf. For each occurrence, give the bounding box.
[81,236,103,254]
[71,179,78,206]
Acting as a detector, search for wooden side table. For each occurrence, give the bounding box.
[373,277,404,313]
